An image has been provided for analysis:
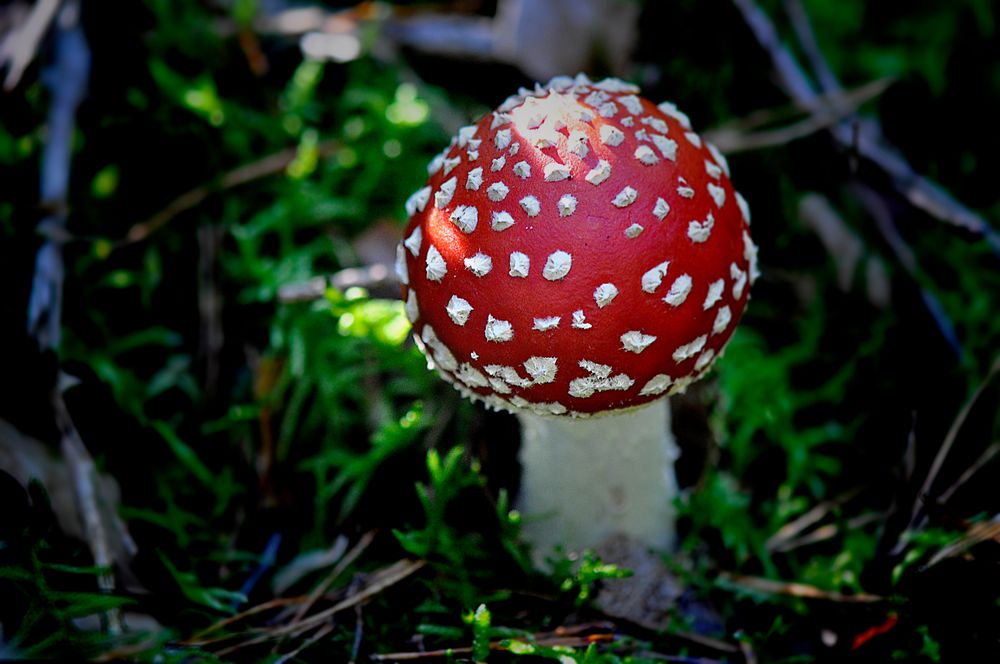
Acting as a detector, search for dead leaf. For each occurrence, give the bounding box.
[0,418,134,568]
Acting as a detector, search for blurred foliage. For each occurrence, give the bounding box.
[2,0,1000,661]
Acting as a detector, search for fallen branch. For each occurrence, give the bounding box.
[717,572,885,604]
[731,0,999,250]
[120,139,340,247]
[704,78,892,155]
[26,0,89,351]
[782,0,840,96]
[766,487,862,552]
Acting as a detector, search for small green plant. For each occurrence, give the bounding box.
[0,485,135,659]
[157,552,247,614]
[394,446,485,564]
[548,549,633,606]
[467,603,492,662]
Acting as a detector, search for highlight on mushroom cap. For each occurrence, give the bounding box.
[397,74,759,417]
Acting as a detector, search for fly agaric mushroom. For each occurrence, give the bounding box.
[396,74,758,560]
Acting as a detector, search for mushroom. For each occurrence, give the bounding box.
[397,74,759,560]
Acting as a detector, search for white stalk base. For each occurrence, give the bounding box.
[516,399,679,564]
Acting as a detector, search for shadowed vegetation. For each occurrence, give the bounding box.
[2,0,999,661]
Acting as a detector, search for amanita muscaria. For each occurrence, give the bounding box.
[397,74,759,559]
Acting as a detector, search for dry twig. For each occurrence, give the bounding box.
[937,440,1000,505]
[274,558,426,639]
[731,0,999,249]
[924,517,1000,569]
[349,590,364,664]
[187,557,425,653]
[766,488,862,552]
[187,596,304,643]
[189,531,376,644]
[288,530,377,624]
[120,140,340,248]
[781,0,840,95]
[893,357,1000,554]
[704,79,892,155]
[270,622,335,664]
[718,572,885,604]
[26,0,88,350]
[770,513,881,553]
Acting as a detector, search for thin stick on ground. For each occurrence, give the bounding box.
[704,78,892,155]
[349,596,364,664]
[924,517,1000,569]
[288,530,377,624]
[893,357,1000,553]
[718,572,885,603]
[270,622,335,664]
[26,0,89,350]
[370,633,618,661]
[276,558,426,639]
[187,596,305,642]
[770,513,882,554]
[782,0,840,95]
[185,558,425,652]
[120,140,340,248]
[188,532,376,644]
[766,487,862,552]
[937,440,1000,505]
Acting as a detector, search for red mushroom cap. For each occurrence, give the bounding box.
[397,75,759,417]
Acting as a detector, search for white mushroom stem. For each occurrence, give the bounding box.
[516,399,679,564]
